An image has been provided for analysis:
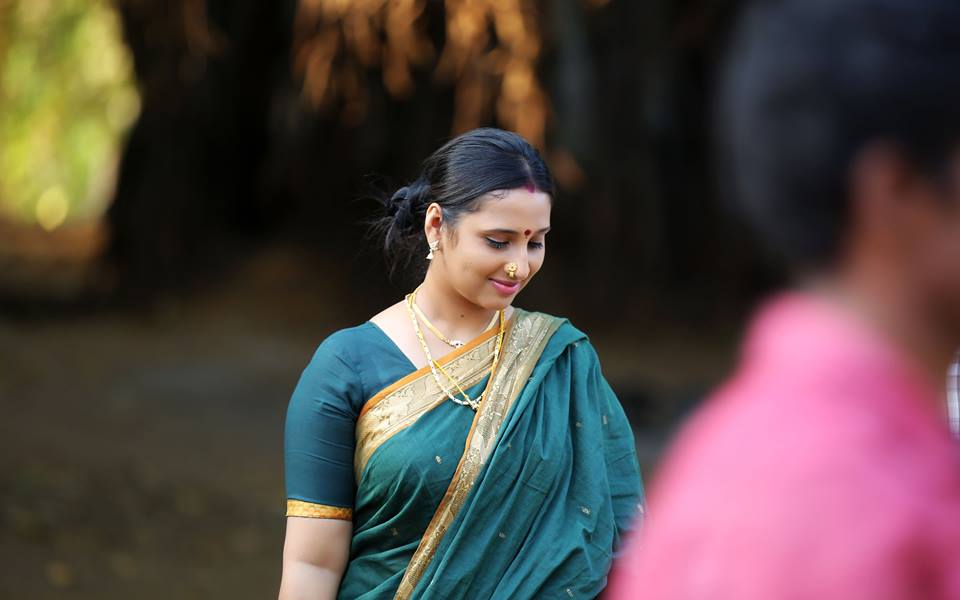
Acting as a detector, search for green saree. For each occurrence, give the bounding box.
[284,310,643,599]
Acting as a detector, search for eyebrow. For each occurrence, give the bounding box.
[485,227,551,235]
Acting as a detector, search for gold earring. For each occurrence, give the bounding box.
[426,240,440,260]
[505,262,518,279]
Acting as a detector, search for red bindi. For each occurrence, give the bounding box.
[524,229,532,238]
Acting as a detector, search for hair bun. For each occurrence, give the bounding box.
[386,178,430,233]
[388,186,416,231]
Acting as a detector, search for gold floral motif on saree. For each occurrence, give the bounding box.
[353,323,503,482]
[393,310,562,599]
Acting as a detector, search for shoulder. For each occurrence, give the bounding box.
[317,318,396,359]
[301,322,383,382]
[291,323,380,415]
[513,309,598,361]
[512,308,583,339]
[317,322,380,355]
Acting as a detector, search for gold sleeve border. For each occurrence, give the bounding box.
[286,499,353,520]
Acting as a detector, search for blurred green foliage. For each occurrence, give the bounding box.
[0,0,139,230]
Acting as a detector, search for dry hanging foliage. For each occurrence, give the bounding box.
[118,0,226,59]
[292,0,548,147]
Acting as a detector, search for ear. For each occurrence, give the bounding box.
[424,203,444,244]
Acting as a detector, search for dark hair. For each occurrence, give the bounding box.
[375,128,555,274]
[718,0,960,267]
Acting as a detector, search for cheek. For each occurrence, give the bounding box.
[940,216,960,270]
[946,236,960,295]
[450,245,495,279]
[933,232,960,333]
[528,252,546,278]
[923,220,960,296]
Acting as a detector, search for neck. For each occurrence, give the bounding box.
[809,267,956,391]
[415,268,499,339]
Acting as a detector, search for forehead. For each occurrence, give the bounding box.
[466,188,552,228]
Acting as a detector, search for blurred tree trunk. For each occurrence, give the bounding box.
[549,0,597,161]
[107,0,295,299]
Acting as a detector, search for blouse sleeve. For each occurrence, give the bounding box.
[284,336,362,520]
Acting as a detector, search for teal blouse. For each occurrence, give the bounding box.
[286,322,422,510]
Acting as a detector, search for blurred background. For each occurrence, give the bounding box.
[0,0,783,597]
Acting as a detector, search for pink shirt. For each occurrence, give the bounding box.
[609,294,960,599]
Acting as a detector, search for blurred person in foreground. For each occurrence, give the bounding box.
[608,1,960,598]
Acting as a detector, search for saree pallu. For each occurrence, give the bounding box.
[339,310,643,599]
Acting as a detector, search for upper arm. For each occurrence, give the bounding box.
[279,517,352,600]
[280,336,365,599]
[282,516,353,568]
[284,338,362,518]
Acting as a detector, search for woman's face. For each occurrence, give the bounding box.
[432,187,552,310]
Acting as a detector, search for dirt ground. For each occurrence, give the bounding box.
[0,247,737,599]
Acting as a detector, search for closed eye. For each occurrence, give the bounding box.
[529,241,544,249]
[485,238,509,249]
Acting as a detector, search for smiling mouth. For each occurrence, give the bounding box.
[489,278,521,296]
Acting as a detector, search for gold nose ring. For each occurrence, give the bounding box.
[505,263,518,279]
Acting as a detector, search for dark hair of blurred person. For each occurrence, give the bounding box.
[722,0,960,273]
[609,1,960,597]
[279,128,644,599]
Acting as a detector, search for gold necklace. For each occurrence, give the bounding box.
[411,292,499,348]
[405,292,505,410]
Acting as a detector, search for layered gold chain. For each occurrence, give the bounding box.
[405,290,505,410]
[410,297,499,348]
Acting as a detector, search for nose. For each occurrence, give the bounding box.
[509,250,531,280]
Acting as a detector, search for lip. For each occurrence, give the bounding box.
[490,278,521,296]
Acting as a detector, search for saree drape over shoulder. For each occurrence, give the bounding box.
[284,310,644,599]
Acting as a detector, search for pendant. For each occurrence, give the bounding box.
[451,340,464,348]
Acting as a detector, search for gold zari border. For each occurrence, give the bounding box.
[393,310,561,599]
[286,499,353,520]
[354,325,503,482]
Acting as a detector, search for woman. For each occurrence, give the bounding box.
[279,128,643,599]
